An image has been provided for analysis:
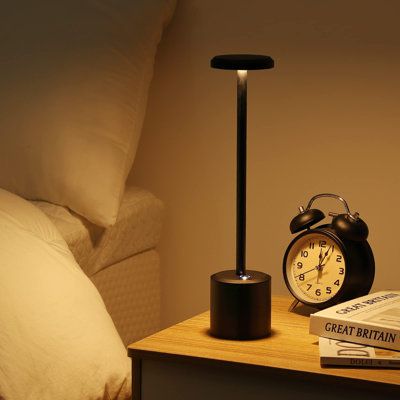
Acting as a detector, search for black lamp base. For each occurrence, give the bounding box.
[210,270,271,340]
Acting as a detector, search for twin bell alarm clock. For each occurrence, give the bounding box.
[283,193,375,309]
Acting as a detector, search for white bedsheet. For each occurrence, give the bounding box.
[0,188,131,400]
[32,186,163,276]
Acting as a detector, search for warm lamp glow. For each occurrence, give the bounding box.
[237,69,247,80]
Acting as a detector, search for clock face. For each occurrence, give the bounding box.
[284,232,346,305]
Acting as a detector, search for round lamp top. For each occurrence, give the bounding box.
[210,54,274,70]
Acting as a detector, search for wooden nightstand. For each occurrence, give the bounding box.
[128,296,399,400]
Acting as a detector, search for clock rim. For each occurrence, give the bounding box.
[283,227,351,309]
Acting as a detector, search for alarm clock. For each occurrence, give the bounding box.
[283,193,375,309]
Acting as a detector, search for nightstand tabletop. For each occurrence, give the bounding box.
[128,296,399,399]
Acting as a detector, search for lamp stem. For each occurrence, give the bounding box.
[236,70,247,277]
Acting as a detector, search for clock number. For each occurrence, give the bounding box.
[326,287,332,294]
[309,242,315,249]
[319,240,326,248]
[336,255,343,263]
[339,268,344,275]
[315,289,321,296]
[334,279,340,286]
[301,250,308,258]
[299,274,305,281]
[296,261,303,269]
[306,284,312,291]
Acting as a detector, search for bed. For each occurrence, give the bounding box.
[0,189,132,399]
[0,0,176,399]
[32,185,164,346]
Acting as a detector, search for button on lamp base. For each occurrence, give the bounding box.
[210,270,271,340]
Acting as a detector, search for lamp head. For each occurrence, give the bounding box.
[210,54,274,70]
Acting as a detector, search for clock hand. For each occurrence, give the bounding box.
[316,263,327,283]
[325,246,333,261]
[295,246,333,280]
[318,247,323,263]
[316,246,332,284]
[318,245,332,268]
[294,267,318,279]
[324,245,332,257]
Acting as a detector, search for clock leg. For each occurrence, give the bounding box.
[288,298,300,312]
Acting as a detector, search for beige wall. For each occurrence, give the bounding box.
[129,0,400,328]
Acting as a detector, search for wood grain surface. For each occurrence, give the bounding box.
[128,296,400,386]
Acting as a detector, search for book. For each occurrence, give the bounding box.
[309,291,400,351]
[319,337,400,368]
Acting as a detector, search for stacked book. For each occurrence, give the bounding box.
[309,290,400,368]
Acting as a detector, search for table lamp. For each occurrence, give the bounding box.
[210,54,274,340]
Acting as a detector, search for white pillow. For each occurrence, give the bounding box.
[0,0,176,227]
[0,188,131,399]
